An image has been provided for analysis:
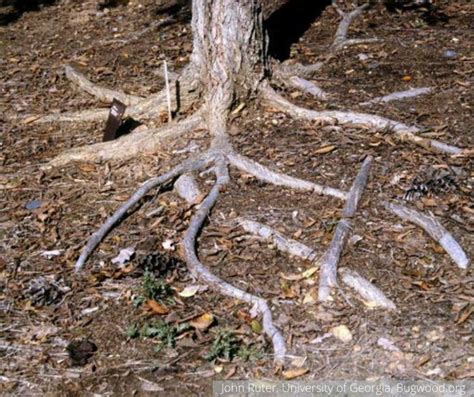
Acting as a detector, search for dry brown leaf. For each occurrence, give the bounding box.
[189,313,214,330]
[314,145,336,154]
[282,367,309,379]
[145,299,169,315]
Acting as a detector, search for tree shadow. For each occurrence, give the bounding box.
[264,0,332,61]
[0,0,56,25]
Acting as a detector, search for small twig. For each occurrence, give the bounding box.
[331,1,378,51]
[318,156,372,302]
[384,202,470,269]
[360,87,432,106]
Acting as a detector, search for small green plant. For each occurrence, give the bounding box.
[127,320,191,351]
[125,324,140,339]
[142,271,172,302]
[204,330,240,361]
[237,344,264,362]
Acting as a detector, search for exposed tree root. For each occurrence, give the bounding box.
[65,65,145,106]
[360,87,433,107]
[34,65,200,124]
[43,112,203,169]
[331,1,379,51]
[75,154,213,272]
[237,218,319,261]
[182,161,286,364]
[318,156,372,302]
[228,152,347,200]
[279,76,329,101]
[339,268,397,310]
[236,217,395,310]
[260,84,463,155]
[384,202,470,269]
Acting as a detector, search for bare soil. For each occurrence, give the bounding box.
[1,0,473,395]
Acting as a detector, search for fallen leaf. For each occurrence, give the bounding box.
[178,285,200,298]
[314,145,336,154]
[145,299,169,315]
[282,367,309,379]
[330,325,352,343]
[111,247,135,266]
[402,75,412,81]
[250,319,262,334]
[190,313,214,330]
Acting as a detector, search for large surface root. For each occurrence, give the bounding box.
[385,201,470,269]
[261,84,463,155]
[65,65,145,106]
[44,112,203,168]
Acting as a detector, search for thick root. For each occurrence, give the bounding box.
[385,201,470,269]
[44,113,203,169]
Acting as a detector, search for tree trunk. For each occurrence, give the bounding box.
[190,0,268,125]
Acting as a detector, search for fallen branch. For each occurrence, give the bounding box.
[237,218,318,261]
[182,161,286,364]
[318,156,372,301]
[339,268,396,310]
[384,201,470,269]
[228,152,347,200]
[74,154,213,271]
[360,87,432,107]
[261,84,463,155]
[65,65,144,106]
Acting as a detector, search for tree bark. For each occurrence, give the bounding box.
[190,0,268,123]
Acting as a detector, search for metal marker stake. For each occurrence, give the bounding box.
[163,60,172,123]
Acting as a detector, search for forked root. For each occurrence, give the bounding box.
[228,152,347,200]
[236,217,395,309]
[331,1,379,51]
[182,161,286,364]
[319,156,372,302]
[385,202,470,269]
[74,154,213,271]
[44,112,203,169]
[260,84,463,155]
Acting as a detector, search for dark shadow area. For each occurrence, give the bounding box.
[0,0,55,25]
[385,0,449,25]
[116,118,142,139]
[264,0,332,61]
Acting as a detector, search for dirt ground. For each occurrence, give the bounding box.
[0,0,473,395]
